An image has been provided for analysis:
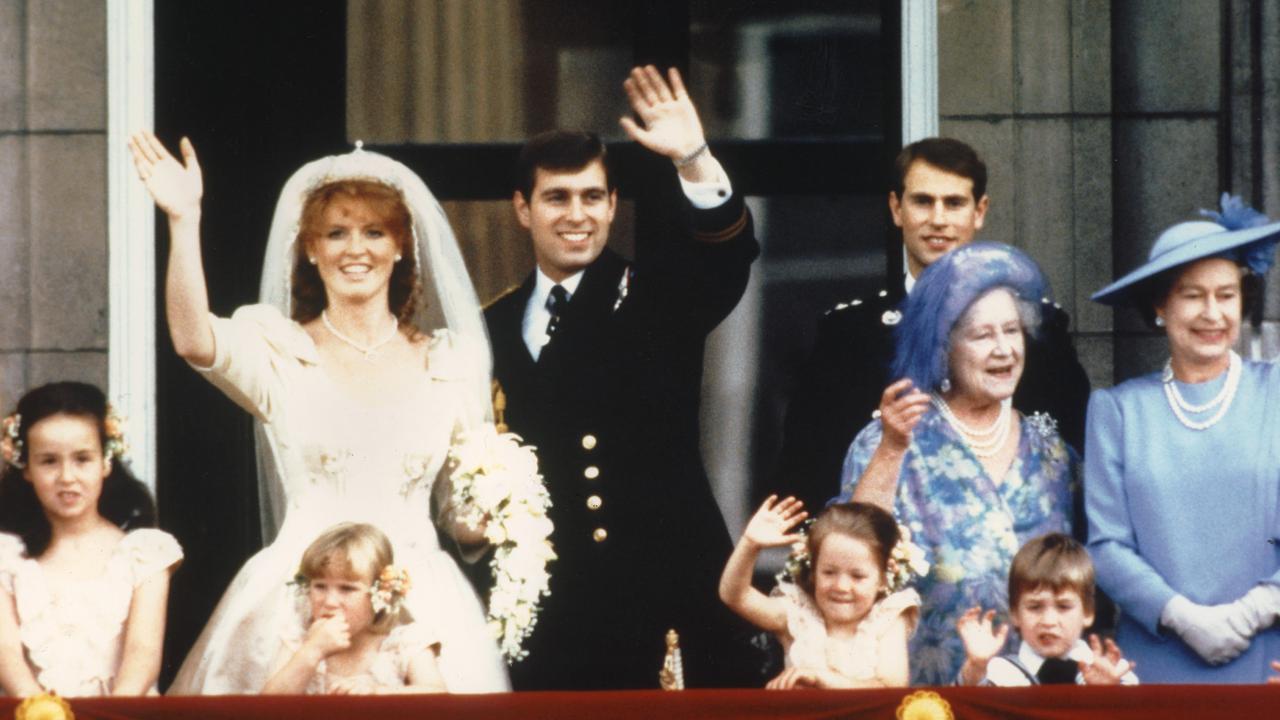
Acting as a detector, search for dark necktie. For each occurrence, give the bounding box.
[545,284,569,339]
[1035,657,1078,685]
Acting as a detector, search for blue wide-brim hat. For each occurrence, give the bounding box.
[1091,194,1280,306]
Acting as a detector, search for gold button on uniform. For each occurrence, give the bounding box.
[586,495,602,510]
[584,465,600,480]
[592,527,608,543]
[581,434,597,450]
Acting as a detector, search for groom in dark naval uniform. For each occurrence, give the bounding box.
[775,138,1092,513]
[484,66,756,690]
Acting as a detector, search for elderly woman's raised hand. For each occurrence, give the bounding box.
[128,132,203,220]
[877,379,931,451]
[742,495,808,550]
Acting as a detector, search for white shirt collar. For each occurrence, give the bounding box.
[903,268,917,295]
[1016,638,1092,678]
[533,267,584,304]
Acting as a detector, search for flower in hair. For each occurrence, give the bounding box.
[1,413,23,468]
[370,565,412,615]
[103,404,129,463]
[885,525,930,594]
[1200,193,1280,275]
[776,517,816,586]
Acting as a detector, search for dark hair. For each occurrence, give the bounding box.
[515,130,615,200]
[1008,533,1095,615]
[893,137,987,202]
[0,382,157,557]
[290,180,420,325]
[1135,258,1258,329]
[798,501,900,595]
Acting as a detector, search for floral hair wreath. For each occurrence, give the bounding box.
[1,405,129,470]
[289,564,413,616]
[777,521,930,595]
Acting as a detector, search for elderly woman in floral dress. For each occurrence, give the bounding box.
[834,242,1075,685]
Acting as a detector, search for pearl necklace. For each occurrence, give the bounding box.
[932,394,1012,458]
[1162,351,1241,431]
[321,310,399,361]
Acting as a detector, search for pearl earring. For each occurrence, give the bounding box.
[939,378,952,393]
[1155,316,1166,327]
[395,253,403,262]
[309,257,317,265]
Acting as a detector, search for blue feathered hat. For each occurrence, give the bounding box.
[1091,194,1280,306]
[892,241,1050,393]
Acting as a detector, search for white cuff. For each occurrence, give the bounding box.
[677,156,733,209]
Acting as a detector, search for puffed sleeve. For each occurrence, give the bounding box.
[385,622,440,681]
[1084,389,1177,635]
[0,532,26,595]
[835,419,886,504]
[872,589,921,639]
[192,304,318,423]
[119,529,184,586]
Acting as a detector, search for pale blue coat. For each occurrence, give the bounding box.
[1085,360,1280,683]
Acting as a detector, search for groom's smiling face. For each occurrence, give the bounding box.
[515,159,618,283]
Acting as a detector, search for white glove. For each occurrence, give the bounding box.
[1228,584,1280,635]
[1160,595,1251,665]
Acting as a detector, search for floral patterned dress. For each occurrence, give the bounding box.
[837,408,1074,685]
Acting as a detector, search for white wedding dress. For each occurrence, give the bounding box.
[167,304,509,694]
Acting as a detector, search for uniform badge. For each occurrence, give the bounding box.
[881,310,902,326]
[613,266,633,312]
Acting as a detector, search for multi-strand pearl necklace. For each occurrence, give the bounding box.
[931,394,1012,458]
[1162,351,1241,431]
[321,310,400,361]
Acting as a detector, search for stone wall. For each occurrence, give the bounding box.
[937,0,1280,388]
[0,0,109,410]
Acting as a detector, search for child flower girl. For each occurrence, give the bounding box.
[719,496,922,689]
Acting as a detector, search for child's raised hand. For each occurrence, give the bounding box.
[1079,634,1134,685]
[742,495,808,550]
[1269,659,1280,683]
[128,132,203,220]
[303,614,351,658]
[956,606,1009,684]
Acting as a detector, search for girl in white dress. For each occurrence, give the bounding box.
[128,133,509,693]
[264,523,446,694]
[0,382,183,697]
[719,497,919,689]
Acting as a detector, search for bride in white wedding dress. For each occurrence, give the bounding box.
[129,133,509,694]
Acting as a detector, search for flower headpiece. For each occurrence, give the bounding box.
[370,564,412,615]
[885,525,930,594]
[0,405,128,470]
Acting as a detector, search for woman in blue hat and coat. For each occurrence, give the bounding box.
[1087,195,1280,683]
[836,242,1076,685]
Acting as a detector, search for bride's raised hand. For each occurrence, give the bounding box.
[128,132,203,220]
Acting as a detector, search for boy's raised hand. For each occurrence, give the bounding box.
[1079,634,1135,685]
[956,606,1009,685]
[743,495,808,550]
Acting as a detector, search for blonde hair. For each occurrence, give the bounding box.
[1008,533,1095,614]
[298,522,407,632]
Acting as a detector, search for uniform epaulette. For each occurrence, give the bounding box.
[483,283,523,310]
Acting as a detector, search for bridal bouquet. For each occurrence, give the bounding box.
[448,423,555,663]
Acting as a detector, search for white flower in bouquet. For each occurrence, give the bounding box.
[448,423,556,663]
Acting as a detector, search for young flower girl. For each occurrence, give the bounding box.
[719,496,921,689]
[263,522,447,694]
[0,382,182,696]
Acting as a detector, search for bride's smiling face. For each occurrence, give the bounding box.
[307,196,404,308]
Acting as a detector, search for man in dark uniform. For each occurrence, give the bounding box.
[775,138,1091,513]
[484,66,756,690]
